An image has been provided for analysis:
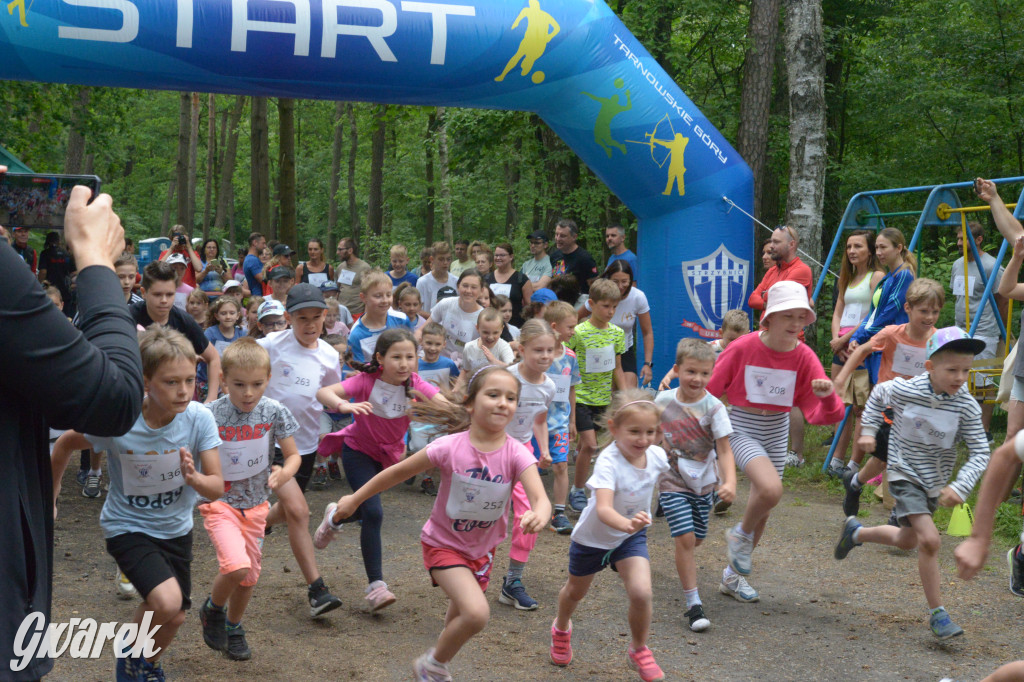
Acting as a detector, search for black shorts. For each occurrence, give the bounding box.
[869,407,894,463]
[575,403,608,433]
[106,531,193,609]
[273,448,318,493]
[620,345,637,374]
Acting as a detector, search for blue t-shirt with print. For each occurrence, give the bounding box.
[417,356,460,389]
[347,311,415,363]
[87,402,220,540]
[546,345,582,434]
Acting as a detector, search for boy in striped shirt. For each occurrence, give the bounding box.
[834,327,990,640]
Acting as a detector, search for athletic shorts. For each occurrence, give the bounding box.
[568,529,649,577]
[422,542,495,591]
[274,448,317,493]
[838,369,871,408]
[659,491,713,539]
[199,500,269,587]
[620,344,637,375]
[575,403,608,433]
[106,531,193,609]
[889,479,938,527]
[549,430,569,464]
[868,407,894,463]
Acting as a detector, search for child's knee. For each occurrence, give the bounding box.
[283,495,310,524]
[167,610,186,628]
[225,566,249,582]
[552,462,567,474]
[674,533,696,551]
[894,528,918,550]
[145,589,183,620]
[561,579,589,603]
[625,581,653,606]
[359,497,384,527]
[916,528,941,554]
[758,478,784,505]
[462,601,490,633]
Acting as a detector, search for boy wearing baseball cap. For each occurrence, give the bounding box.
[835,327,990,640]
[256,283,344,617]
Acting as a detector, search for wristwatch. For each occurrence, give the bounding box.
[643,361,653,369]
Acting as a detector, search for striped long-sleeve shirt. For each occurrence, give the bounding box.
[861,375,989,501]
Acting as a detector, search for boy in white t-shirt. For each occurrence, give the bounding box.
[416,241,458,313]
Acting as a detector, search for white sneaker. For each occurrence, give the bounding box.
[784,450,804,468]
[116,569,138,599]
[720,571,759,602]
[313,503,341,550]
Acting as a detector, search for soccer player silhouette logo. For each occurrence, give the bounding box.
[495,0,560,84]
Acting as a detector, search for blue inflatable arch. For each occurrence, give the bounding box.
[0,0,753,374]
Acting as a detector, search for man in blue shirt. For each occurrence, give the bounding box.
[605,224,638,276]
[242,231,266,296]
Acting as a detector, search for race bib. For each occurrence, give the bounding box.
[418,367,451,388]
[272,358,320,398]
[489,282,512,297]
[306,272,328,288]
[743,365,797,407]
[337,269,356,286]
[551,373,572,403]
[678,455,718,491]
[616,486,649,519]
[584,345,615,373]
[369,379,408,419]
[446,472,512,522]
[840,302,864,327]
[444,315,477,347]
[121,449,185,496]
[219,433,271,482]
[952,276,976,296]
[891,343,927,377]
[903,404,955,448]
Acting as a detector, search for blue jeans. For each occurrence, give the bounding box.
[341,444,385,583]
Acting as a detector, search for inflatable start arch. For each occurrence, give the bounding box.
[0,0,753,373]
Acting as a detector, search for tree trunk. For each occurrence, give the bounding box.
[346,103,360,249]
[784,0,826,309]
[202,93,216,240]
[424,112,436,246]
[327,101,345,255]
[64,87,91,174]
[186,92,200,232]
[250,96,272,238]
[436,107,454,245]
[215,96,245,246]
[277,98,297,249]
[175,92,190,230]
[367,104,387,239]
[737,0,781,218]
[504,153,520,239]
[161,179,176,236]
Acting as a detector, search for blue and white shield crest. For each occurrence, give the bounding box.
[682,244,749,330]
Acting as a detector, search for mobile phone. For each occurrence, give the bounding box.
[0,173,102,230]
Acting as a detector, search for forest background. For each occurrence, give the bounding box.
[2,0,1023,340]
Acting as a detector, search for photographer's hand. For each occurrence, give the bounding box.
[64,185,124,272]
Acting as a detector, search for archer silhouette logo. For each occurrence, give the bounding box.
[495,0,559,84]
[581,78,632,157]
[6,0,28,27]
[626,115,688,196]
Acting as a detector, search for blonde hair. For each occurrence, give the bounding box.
[389,243,408,258]
[421,321,446,341]
[187,288,209,308]
[221,337,271,375]
[477,307,503,328]
[411,366,520,435]
[905,277,945,308]
[598,388,663,446]
[139,327,196,379]
[721,309,750,334]
[207,296,241,328]
[325,298,341,314]
[588,278,622,304]
[543,300,577,324]
[360,269,392,294]
[675,337,716,366]
[431,241,451,258]
[517,319,557,349]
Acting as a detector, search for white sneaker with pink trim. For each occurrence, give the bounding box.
[365,580,396,612]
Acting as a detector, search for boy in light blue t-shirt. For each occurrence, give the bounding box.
[544,301,582,534]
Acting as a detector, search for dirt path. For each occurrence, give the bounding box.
[47,466,1019,682]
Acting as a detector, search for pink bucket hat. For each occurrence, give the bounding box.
[763,280,815,325]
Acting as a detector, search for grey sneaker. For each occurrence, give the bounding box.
[549,512,574,535]
[719,571,759,602]
[199,599,227,651]
[784,450,804,468]
[725,526,753,575]
[834,516,862,560]
[82,474,101,498]
[225,624,252,661]
[1007,546,1024,597]
[929,607,964,640]
[568,489,587,513]
[827,458,848,478]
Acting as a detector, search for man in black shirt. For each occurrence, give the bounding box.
[131,260,221,400]
[548,218,598,295]
[38,231,75,303]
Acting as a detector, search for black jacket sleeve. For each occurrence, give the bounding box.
[0,244,143,435]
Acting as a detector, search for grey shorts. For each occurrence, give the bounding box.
[889,479,938,527]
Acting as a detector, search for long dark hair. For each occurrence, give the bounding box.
[344,328,418,399]
[201,239,220,260]
[411,365,521,435]
[600,258,634,284]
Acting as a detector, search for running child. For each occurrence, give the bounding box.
[394,282,427,332]
[257,283,344,616]
[656,339,736,632]
[50,328,223,681]
[205,297,246,357]
[409,322,460,495]
[425,270,485,363]
[549,390,669,682]
[416,241,458,313]
[544,300,581,534]
[460,308,514,378]
[498,320,558,610]
[835,327,989,639]
[657,309,749,389]
[323,299,350,338]
[242,296,263,335]
[348,270,416,364]
[495,294,521,341]
[325,366,549,680]
[706,281,843,602]
[832,278,943,517]
[567,278,626,512]
[313,328,449,611]
[199,338,300,661]
[186,289,209,328]
[388,243,419,289]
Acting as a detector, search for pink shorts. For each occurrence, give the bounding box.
[422,542,495,591]
[199,500,269,587]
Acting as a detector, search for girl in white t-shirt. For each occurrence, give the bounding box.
[425,270,485,362]
[460,308,514,380]
[325,366,550,682]
[549,389,669,681]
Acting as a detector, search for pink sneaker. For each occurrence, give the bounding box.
[313,503,341,550]
[365,580,396,612]
[866,474,883,487]
[550,620,572,666]
[412,649,451,682]
[627,646,664,682]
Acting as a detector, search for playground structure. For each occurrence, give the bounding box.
[815,177,1024,472]
[0,0,755,375]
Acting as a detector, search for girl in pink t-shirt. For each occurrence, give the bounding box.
[321,366,549,681]
[313,328,446,612]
